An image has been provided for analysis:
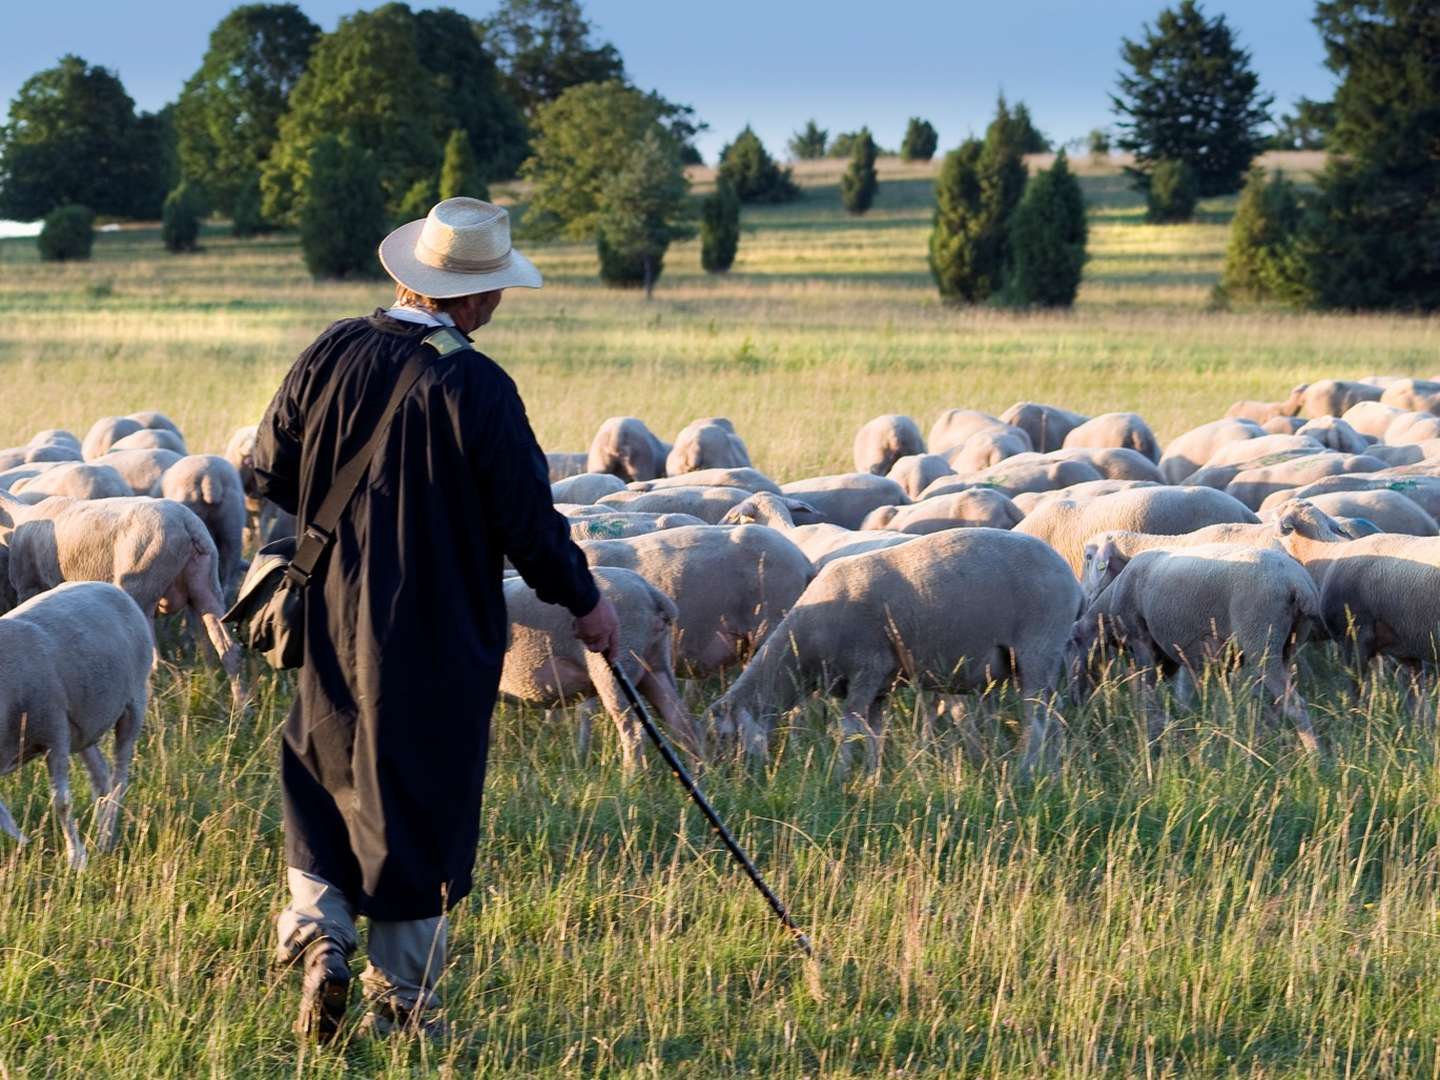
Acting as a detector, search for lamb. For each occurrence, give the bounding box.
[101,448,183,496]
[1257,488,1438,536]
[926,409,1020,456]
[853,414,925,475]
[551,472,627,505]
[1158,420,1266,484]
[1070,541,1320,751]
[1283,379,1383,419]
[81,416,143,460]
[5,494,244,707]
[580,524,812,675]
[1295,416,1370,455]
[999,402,1089,453]
[1224,451,1388,511]
[626,467,782,495]
[596,485,758,524]
[565,510,707,541]
[887,454,954,499]
[109,428,187,456]
[704,528,1082,775]
[860,489,1023,533]
[159,455,248,592]
[666,417,750,476]
[546,452,588,482]
[0,582,152,869]
[500,566,699,773]
[1062,412,1161,463]
[718,492,916,569]
[944,426,1032,473]
[11,462,132,502]
[1379,378,1440,415]
[1274,499,1440,677]
[586,417,670,482]
[1342,401,1405,439]
[778,473,909,529]
[1016,485,1259,576]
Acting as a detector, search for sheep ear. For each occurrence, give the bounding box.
[1096,538,1127,574]
[784,497,819,514]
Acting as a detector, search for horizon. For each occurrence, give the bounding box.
[1,0,1336,164]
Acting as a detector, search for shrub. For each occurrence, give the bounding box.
[718,126,799,203]
[900,118,938,163]
[840,128,878,214]
[395,177,437,225]
[828,131,859,158]
[594,129,690,296]
[700,176,740,272]
[1006,150,1087,307]
[299,134,386,278]
[1145,158,1197,223]
[1087,128,1111,159]
[439,128,488,202]
[36,203,95,261]
[788,120,827,161]
[161,181,204,252]
[1221,167,1305,301]
[596,224,653,287]
[231,171,264,237]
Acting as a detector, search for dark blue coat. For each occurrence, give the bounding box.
[254,312,598,920]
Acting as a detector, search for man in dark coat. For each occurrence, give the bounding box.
[253,197,619,1041]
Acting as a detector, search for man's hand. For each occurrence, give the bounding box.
[574,596,620,659]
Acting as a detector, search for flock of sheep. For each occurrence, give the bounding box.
[5,373,1440,867]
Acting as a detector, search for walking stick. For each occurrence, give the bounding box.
[608,660,814,957]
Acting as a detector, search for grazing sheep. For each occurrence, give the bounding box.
[581,524,811,676]
[0,582,152,869]
[861,489,1023,534]
[1184,435,1325,490]
[1296,416,1370,455]
[1051,447,1164,483]
[566,511,707,541]
[1383,412,1440,445]
[1076,522,1285,601]
[626,467,781,495]
[927,410,1017,456]
[718,492,914,569]
[0,464,61,493]
[1342,401,1405,439]
[666,417,750,476]
[945,425,1033,473]
[126,411,183,438]
[25,441,82,464]
[887,453,954,499]
[101,448,183,496]
[999,402,1089,453]
[224,424,259,497]
[586,417,670,482]
[6,494,244,707]
[28,430,81,453]
[1224,451,1388,511]
[1013,479,1157,515]
[1258,488,1438,536]
[1016,485,1259,575]
[1276,473,1440,523]
[81,417,143,460]
[924,456,1104,501]
[705,528,1082,775]
[0,450,26,472]
[853,414,925,475]
[1225,400,1292,425]
[551,472,627,505]
[596,485,758,524]
[779,473,909,529]
[1284,379,1384,419]
[1365,444,1425,467]
[500,566,698,773]
[546,452,588,482]
[1275,499,1440,676]
[1158,418,1266,484]
[1070,542,1320,751]
[1263,417,1307,435]
[109,428,187,456]
[11,462,131,502]
[1063,412,1161,463]
[1380,378,1440,415]
[159,455,248,592]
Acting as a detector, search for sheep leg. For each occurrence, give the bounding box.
[1263,663,1319,754]
[838,670,887,777]
[588,661,645,776]
[638,665,705,760]
[181,551,246,709]
[79,745,112,802]
[0,797,26,846]
[44,733,85,871]
[96,698,142,851]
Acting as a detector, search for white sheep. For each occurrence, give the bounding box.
[565,510,707,541]
[923,455,1103,501]
[626,467,781,495]
[1295,416,1370,455]
[1341,401,1405,440]
[1225,400,1292,425]
[1062,412,1161,462]
[551,472,627,505]
[1257,488,1438,536]
[126,411,184,438]
[705,528,1082,775]
[666,417,751,476]
[1283,379,1383,419]
[1379,378,1440,415]
[1051,447,1164,482]
[101,448,183,496]
[860,489,1023,534]
[596,485,758,524]
[887,454,955,499]
[159,455,248,592]
[999,402,1089,453]
[718,492,916,569]
[546,452,589,482]
[11,462,131,502]
[1224,450,1388,511]
[109,428,187,456]
[1158,418,1265,484]
[224,424,259,498]
[853,414,925,475]
[81,417,143,460]
[1012,479,1157,516]
[927,410,1014,456]
[778,473,909,529]
[945,426,1033,473]
[0,581,152,869]
[586,417,671,482]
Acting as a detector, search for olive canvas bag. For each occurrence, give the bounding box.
[223,325,471,669]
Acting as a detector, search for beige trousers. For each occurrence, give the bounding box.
[276,867,446,1013]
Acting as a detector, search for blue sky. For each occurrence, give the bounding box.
[1,1,1336,161]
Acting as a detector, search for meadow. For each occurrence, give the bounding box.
[1,154,1440,1076]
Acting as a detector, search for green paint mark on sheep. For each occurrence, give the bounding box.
[585,519,627,539]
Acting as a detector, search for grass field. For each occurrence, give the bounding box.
[2,155,1440,1076]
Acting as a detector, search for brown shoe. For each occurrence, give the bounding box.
[357,1001,449,1042]
[294,939,351,1044]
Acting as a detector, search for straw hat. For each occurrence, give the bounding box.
[378,197,542,297]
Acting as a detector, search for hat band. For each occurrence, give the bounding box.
[414,232,512,273]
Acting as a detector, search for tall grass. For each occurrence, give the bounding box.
[0,157,1438,1076]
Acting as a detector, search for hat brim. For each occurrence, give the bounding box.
[378,217,543,298]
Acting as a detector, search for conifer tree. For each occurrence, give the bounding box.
[900,118,938,162]
[439,128,487,202]
[840,128,878,214]
[161,181,205,252]
[1006,150,1087,307]
[299,135,386,278]
[700,176,740,272]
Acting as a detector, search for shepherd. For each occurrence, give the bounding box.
[253,197,620,1041]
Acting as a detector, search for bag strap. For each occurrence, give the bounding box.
[286,325,471,586]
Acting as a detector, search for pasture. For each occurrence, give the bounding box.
[2,154,1440,1076]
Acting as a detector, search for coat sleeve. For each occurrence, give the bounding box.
[252,355,308,516]
[475,374,599,618]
